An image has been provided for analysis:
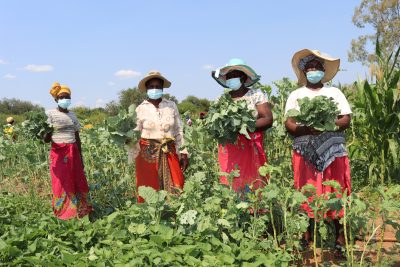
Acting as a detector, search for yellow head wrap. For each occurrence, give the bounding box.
[49,82,71,98]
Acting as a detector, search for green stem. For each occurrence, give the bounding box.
[270,203,279,249]
[313,212,318,267]
[360,224,381,266]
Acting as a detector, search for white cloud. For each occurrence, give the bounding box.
[95,98,106,108]
[114,69,141,79]
[22,64,54,72]
[0,59,8,65]
[107,81,116,86]
[202,64,215,70]
[4,74,16,79]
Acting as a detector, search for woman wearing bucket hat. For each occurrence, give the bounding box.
[212,58,273,193]
[43,82,92,220]
[284,49,352,251]
[134,71,188,202]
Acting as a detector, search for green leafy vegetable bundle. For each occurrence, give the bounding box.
[106,104,140,146]
[204,91,256,145]
[21,111,53,140]
[286,95,340,131]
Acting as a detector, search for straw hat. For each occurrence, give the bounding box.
[138,71,171,92]
[292,49,340,86]
[6,117,14,123]
[212,58,261,88]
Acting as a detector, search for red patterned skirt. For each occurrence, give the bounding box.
[135,138,184,203]
[50,143,92,220]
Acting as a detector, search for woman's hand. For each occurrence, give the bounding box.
[179,153,189,172]
[43,132,52,143]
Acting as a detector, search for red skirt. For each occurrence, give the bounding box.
[50,143,92,220]
[218,131,267,192]
[135,138,184,203]
[292,152,351,219]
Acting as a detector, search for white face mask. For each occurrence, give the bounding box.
[226,78,242,90]
[58,98,72,109]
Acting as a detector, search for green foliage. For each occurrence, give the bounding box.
[350,42,400,185]
[204,91,256,145]
[0,98,43,115]
[286,95,340,131]
[106,104,140,146]
[71,106,108,125]
[178,95,210,116]
[20,111,53,140]
[349,0,400,67]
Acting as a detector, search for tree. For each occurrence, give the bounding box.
[178,95,210,116]
[0,98,43,115]
[349,0,400,66]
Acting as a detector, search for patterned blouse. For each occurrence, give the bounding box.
[231,89,268,118]
[135,99,187,154]
[46,109,81,143]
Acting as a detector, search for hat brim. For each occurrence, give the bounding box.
[292,49,340,86]
[138,74,171,92]
[212,65,261,88]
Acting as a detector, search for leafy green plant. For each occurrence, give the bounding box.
[286,95,340,131]
[106,104,140,146]
[21,111,53,140]
[204,90,256,145]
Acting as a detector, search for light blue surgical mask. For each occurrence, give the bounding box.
[58,99,71,109]
[306,70,325,84]
[226,78,242,90]
[147,89,163,99]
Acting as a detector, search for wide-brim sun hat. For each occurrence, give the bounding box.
[292,49,340,86]
[212,58,261,88]
[138,71,171,92]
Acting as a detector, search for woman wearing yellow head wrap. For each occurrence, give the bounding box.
[44,82,92,220]
[50,82,71,99]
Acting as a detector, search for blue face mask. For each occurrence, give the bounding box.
[147,89,163,100]
[306,70,325,84]
[58,98,71,109]
[226,78,242,90]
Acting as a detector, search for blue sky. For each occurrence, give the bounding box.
[0,1,371,109]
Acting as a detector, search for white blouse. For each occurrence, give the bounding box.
[135,99,187,154]
[285,86,352,116]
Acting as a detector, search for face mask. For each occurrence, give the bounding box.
[226,78,242,90]
[306,70,325,84]
[58,98,71,109]
[147,89,163,99]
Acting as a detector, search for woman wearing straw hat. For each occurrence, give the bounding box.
[285,49,352,250]
[135,71,188,202]
[212,58,273,193]
[4,117,15,138]
[43,82,92,220]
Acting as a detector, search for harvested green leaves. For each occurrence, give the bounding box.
[204,91,256,145]
[21,111,53,140]
[286,95,340,131]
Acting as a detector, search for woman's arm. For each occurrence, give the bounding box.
[255,102,273,131]
[75,131,85,169]
[173,105,189,172]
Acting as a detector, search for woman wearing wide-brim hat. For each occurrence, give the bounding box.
[134,71,188,202]
[211,58,273,193]
[284,49,352,251]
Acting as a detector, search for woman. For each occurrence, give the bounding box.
[44,82,92,220]
[284,49,352,250]
[135,71,189,202]
[212,58,273,193]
